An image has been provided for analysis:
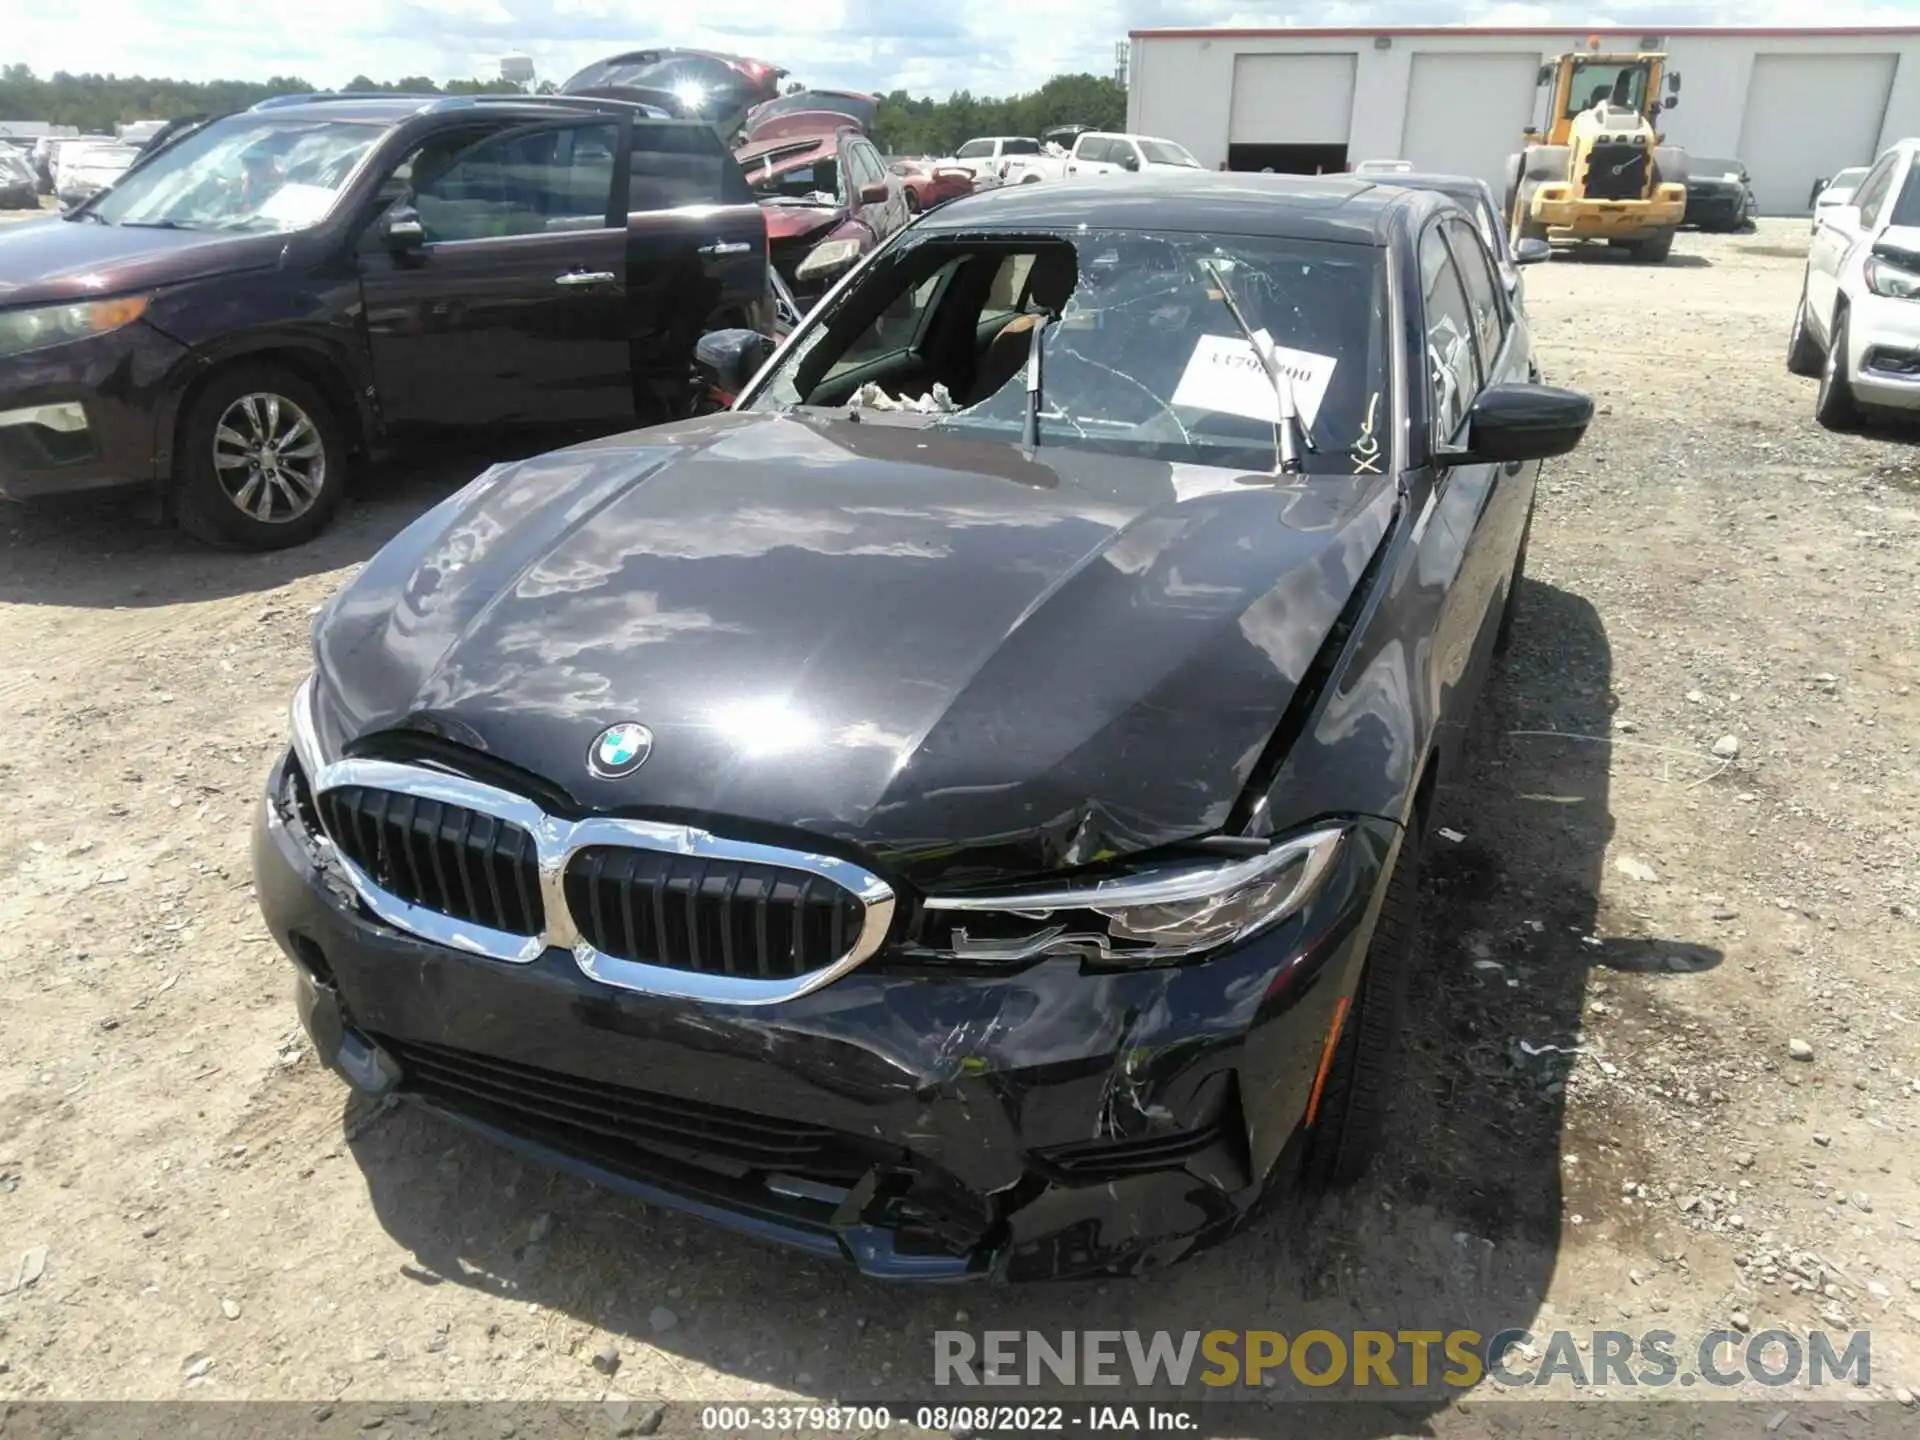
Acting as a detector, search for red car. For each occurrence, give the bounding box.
[735,124,909,305]
[887,157,974,213]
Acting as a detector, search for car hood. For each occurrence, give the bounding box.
[313,412,1397,887]
[760,203,844,242]
[0,220,284,305]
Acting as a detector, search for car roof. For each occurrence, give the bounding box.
[920,171,1426,244]
[1373,171,1491,206]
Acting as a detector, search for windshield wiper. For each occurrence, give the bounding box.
[1198,257,1315,475]
[119,219,193,229]
[1022,312,1050,449]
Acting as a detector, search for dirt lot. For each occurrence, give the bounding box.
[1,219,1917,1428]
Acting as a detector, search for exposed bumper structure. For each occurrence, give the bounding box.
[253,752,1398,1281]
[0,323,184,502]
[1529,183,1687,240]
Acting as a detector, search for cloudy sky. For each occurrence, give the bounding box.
[9,1,1920,98]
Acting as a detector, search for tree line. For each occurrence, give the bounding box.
[872,74,1127,156]
[0,65,543,133]
[1,63,1127,154]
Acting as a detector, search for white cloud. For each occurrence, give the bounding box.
[6,1,1917,99]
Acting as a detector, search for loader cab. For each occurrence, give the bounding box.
[1525,52,1679,147]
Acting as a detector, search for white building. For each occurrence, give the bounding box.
[1127,24,1920,215]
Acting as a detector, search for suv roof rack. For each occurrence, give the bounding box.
[249,91,674,120]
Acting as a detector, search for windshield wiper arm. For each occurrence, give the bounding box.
[1198,257,1315,475]
[1022,311,1050,449]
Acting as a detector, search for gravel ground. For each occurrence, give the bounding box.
[0,219,1916,1429]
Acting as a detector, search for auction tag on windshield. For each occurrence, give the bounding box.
[1171,330,1337,428]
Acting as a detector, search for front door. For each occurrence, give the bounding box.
[358,116,635,435]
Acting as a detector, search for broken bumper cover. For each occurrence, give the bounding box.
[253,753,1396,1281]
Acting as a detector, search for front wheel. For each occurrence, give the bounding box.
[1787,280,1824,377]
[1630,229,1675,263]
[1815,308,1860,431]
[1299,831,1424,1190]
[174,366,346,550]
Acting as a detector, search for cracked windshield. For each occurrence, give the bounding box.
[87,116,380,231]
[751,230,1388,474]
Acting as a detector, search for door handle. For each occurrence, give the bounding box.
[697,241,754,257]
[555,271,616,286]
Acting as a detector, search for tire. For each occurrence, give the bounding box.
[1787,280,1825,377]
[1299,829,1425,1191]
[1815,306,1860,431]
[1652,146,1689,193]
[174,365,347,550]
[1629,229,1675,263]
[1495,498,1534,655]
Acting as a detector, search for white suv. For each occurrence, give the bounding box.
[1789,137,1920,428]
[944,136,1044,185]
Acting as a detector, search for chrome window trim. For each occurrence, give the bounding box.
[304,754,897,1006]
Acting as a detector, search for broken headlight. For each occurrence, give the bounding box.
[918,825,1345,967]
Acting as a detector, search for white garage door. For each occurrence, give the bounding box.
[1401,52,1542,193]
[1738,54,1897,214]
[1229,54,1356,144]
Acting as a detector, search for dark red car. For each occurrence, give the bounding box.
[886,157,974,213]
[735,125,909,304]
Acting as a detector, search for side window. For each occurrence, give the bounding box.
[1853,155,1897,228]
[854,142,886,192]
[1890,161,1920,229]
[1419,226,1482,442]
[379,125,501,202]
[1004,138,1042,156]
[835,258,962,371]
[1075,137,1111,163]
[1446,221,1507,377]
[629,122,742,210]
[414,122,616,243]
[955,139,991,160]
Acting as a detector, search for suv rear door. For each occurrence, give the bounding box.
[358,114,637,433]
[623,119,768,419]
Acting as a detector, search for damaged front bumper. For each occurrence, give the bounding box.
[253,753,1396,1281]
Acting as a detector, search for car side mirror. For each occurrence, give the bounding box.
[1662,93,1679,112]
[694,328,775,401]
[1119,154,1140,172]
[1668,71,1681,94]
[1514,237,1552,265]
[1457,383,1593,464]
[384,204,425,250]
[858,181,888,205]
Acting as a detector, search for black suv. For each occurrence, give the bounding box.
[0,93,769,548]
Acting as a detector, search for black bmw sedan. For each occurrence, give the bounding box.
[253,174,1591,1281]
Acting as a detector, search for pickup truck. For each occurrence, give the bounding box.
[1001,131,1204,185]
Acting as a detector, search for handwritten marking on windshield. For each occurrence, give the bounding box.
[1353,392,1382,475]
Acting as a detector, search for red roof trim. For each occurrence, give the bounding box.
[1129,25,1920,40]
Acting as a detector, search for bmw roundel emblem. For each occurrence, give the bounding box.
[589,722,654,779]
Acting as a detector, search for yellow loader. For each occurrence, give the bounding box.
[1504,41,1689,263]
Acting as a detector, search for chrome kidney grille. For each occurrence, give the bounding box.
[302,757,895,1005]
